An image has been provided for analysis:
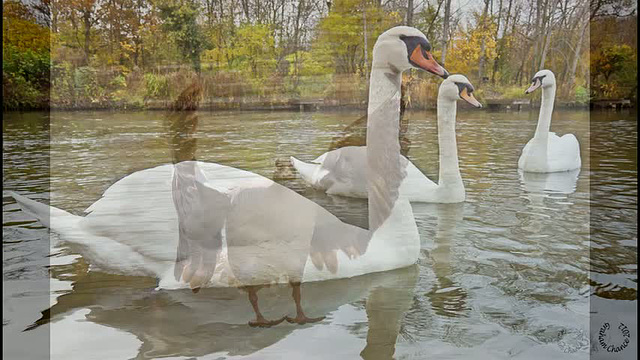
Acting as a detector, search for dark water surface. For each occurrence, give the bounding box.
[3,109,636,359]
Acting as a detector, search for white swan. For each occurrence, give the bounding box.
[518,69,581,173]
[10,27,446,292]
[290,74,481,203]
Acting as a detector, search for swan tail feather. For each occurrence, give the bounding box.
[312,153,327,164]
[8,191,81,230]
[290,156,320,186]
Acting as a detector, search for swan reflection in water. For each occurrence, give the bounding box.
[518,169,580,196]
[516,169,581,239]
[34,266,417,359]
[413,203,469,318]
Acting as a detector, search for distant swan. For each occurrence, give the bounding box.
[10,27,447,292]
[518,69,581,173]
[290,74,481,203]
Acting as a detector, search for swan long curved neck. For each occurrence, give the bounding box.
[534,84,556,142]
[436,95,462,185]
[367,65,402,119]
[366,64,403,232]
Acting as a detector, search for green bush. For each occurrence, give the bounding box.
[51,62,74,107]
[574,86,590,104]
[143,73,170,99]
[3,45,49,85]
[110,74,127,89]
[292,74,332,98]
[324,74,367,105]
[2,44,49,109]
[3,72,41,109]
[73,67,102,104]
[499,86,529,100]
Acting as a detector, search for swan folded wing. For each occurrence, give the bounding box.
[80,165,181,263]
[549,133,581,171]
[84,165,172,215]
[313,151,339,190]
[557,133,580,152]
[518,139,536,170]
[317,147,368,197]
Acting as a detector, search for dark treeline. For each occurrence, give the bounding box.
[2,0,637,110]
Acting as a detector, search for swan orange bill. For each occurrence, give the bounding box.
[460,87,482,108]
[410,45,448,78]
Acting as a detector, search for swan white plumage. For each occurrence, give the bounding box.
[290,74,482,203]
[518,69,581,173]
[9,26,448,291]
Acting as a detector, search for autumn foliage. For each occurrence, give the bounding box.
[2,0,637,110]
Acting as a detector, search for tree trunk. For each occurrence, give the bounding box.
[292,0,304,90]
[241,0,250,21]
[478,38,486,80]
[491,0,505,83]
[538,25,552,69]
[363,5,369,83]
[535,0,542,65]
[504,0,513,31]
[83,10,91,66]
[406,0,414,26]
[51,0,59,33]
[566,7,589,93]
[423,0,443,40]
[440,0,452,65]
[477,0,490,80]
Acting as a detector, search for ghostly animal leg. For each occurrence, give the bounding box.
[245,285,285,328]
[286,282,325,325]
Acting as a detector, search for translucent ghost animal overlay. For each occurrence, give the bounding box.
[166,85,415,326]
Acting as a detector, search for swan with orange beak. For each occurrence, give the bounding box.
[399,32,449,77]
[290,30,483,203]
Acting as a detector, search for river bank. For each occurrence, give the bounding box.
[5,98,599,112]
